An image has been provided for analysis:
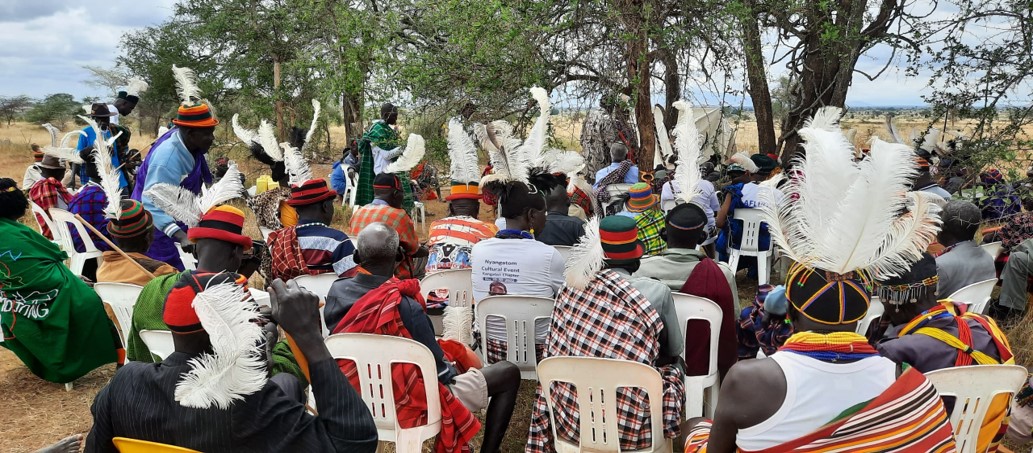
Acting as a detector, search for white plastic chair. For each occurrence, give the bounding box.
[29,201,62,245]
[726,208,773,285]
[250,288,271,308]
[671,292,723,419]
[295,273,341,337]
[176,244,196,271]
[48,208,104,276]
[924,364,1027,452]
[947,278,998,315]
[536,356,672,452]
[476,295,554,379]
[324,333,441,452]
[419,268,473,307]
[980,241,1003,260]
[552,245,573,263]
[94,282,144,349]
[413,201,426,231]
[856,297,886,337]
[139,329,175,360]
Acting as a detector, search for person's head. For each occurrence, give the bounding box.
[108,200,155,253]
[937,200,981,246]
[30,143,40,153]
[372,173,404,208]
[88,103,113,128]
[624,182,657,213]
[38,154,65,181]
[874,253,940,325]
[529,171,567,213]
[449,198,480,217]
[287,179,338,224]
[288,126,306,150]
[172,101,219,152]
[785,266,869,333]
[113,98,136,116]
[213,157,230,178]
[609,143,628,164]
[354,222,402,277]
[544,185,570,213]
[498,181,547,233]
[459,102,477,121]
[249,142,288,186]
[381,103,398,125]
[665,203,707,249]
[911,155,934,188]
[187,205,253,273]
[445,179,483,216]
[725,163,746,181]
[0,178,28,220]
[599,215,645,274]
[749,153,777,181]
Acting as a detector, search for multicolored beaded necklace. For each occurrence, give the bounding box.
[778,331,879,363]
[496,228,534,240]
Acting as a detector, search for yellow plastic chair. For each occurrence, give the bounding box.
[113,437,200,452]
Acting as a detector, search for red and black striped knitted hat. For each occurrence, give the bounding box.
[599,215,644,261]
[107,199,153,239]
[187,205,253,249]
[286,178,337,207]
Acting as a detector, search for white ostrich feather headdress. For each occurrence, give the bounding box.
[125,77,149,97]
[78,115,125,219]
[519,86,553,168]
[564,217,604,290]
[476,121,530,187]
[144,162,245,227]
[447,117,481,184]
[172,65,203,106]
[385,134,426,174]
[728,152,759,174]
[40,123,85,164]
[671,100,702,204]
[174,281,267,409]
[761,106,942,280]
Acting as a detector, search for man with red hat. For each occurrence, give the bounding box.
[134,66,219,270]
[267,179,357,280]
[21,144,44,189]
[348,173,427,279]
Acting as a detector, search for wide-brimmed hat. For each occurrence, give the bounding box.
[88,103,115,118]
[173,102,219,128]
[39,154,63,170]
[625,182,657,212]
[107,199,153,239]
[599,215,644,261]
[287,178,337,207]
[187,205,253,249]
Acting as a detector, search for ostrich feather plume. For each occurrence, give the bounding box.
[477,121,530,187]
[729,152,759,174]
[385,134,425,173]
[516,86,551,166]
[762,115,941,280]
[302,99,321,151]
[172,65,202,106]
[565,216,604,289]
[806,106,844,132]
[174,282,267,409]
[231,114,259,145]
[126,77,149,96]
[199,162,245,213]
[282,143,313,185]
[549,151,585,176]
[442,306,474,346]
[40,123,85,164]
[653,105,674,162]
[489,120,524,155]
[257,120,284,162]
[475,123,510,183]
[917,128,942,153]
[447,118,481,183]
[884,115,904,144]
[79,115,124,218]
[145,184,204,227]
[671,100,702,204]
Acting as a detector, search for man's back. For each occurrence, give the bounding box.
[936,240,995,296]
[426,215,497,271]
[470,237,564,301]
[536,211,586,246]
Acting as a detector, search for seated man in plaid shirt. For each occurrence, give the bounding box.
[618,182,667,256]
[527,215,685,452]
[348,173,427,279]
[28,154,72,240]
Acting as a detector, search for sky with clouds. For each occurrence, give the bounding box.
[0,0,998,107]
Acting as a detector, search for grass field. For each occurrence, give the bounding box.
[0,117,1030,452]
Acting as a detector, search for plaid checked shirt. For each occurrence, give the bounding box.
[29,177,72,240]
[68,184,112,253]
[526,269,685,452]
[348,201,420,278]
[624,207,667,256]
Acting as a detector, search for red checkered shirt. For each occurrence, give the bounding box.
[348,201,420,278]
[29,177,72,240]
[526,269,685,452]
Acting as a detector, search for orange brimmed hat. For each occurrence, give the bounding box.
[446,181,481,201]
[599,215,644,261]
[187,205,252,249]
[173,103,219,128]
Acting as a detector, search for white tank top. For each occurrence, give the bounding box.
[736,351,896,451]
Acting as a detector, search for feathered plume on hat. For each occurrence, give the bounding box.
[913,127,942,153]
[232,114,259,147]
[173,282,267,409]
[385,134,425,173]
[126,77,149,98]
[564,216,604,290]
[447,118,481,184]
[172,65,202,107]
[144,162,245,227]
[653,104,674,164]
[762,106,942,280]
[548,151,584,176]
[728,152,759,174]
[671,100,703,205]
[884,114,905,144]
[520,86,553,169]
[302,99,321,152]
[40,123,85,164]
[78,115,125,219]
[477,121,530,189]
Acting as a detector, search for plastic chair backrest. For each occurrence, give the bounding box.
[947,278,998,315]
[552,245,572,263]
[924,365,1027,452]
[856,297,886,336]
[29,200,61,240]
[731,208,766,253]
[95,282,144,347]
[536,356,669,452]
[476,295,554,379]
[49,208,102,253]
[980,241,1003,260]
[420,268,473,308]
[671,293,722,377]
[294,273,339,299]
[112,437,200,453]
[605,183,634,199]
[139,330,175,360]
[324,333,442,448]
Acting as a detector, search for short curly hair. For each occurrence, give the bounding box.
[0,178,29,220]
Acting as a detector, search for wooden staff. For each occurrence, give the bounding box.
[74,214,156,279]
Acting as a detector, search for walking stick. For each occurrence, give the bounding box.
[74,214,156,279]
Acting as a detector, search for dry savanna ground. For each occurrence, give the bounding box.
[0,115,1031,452]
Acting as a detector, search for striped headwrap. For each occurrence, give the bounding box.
[287,178,337,207]
[187,205,253,249]
[107,199,153,239]
[599,215,644,261]
[173,103,219,128]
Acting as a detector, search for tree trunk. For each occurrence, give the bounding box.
[659,49,680,129]
[341,91,363,143]
[741,6,777,157]
[273,58,283,137]
[621,0,655,172]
